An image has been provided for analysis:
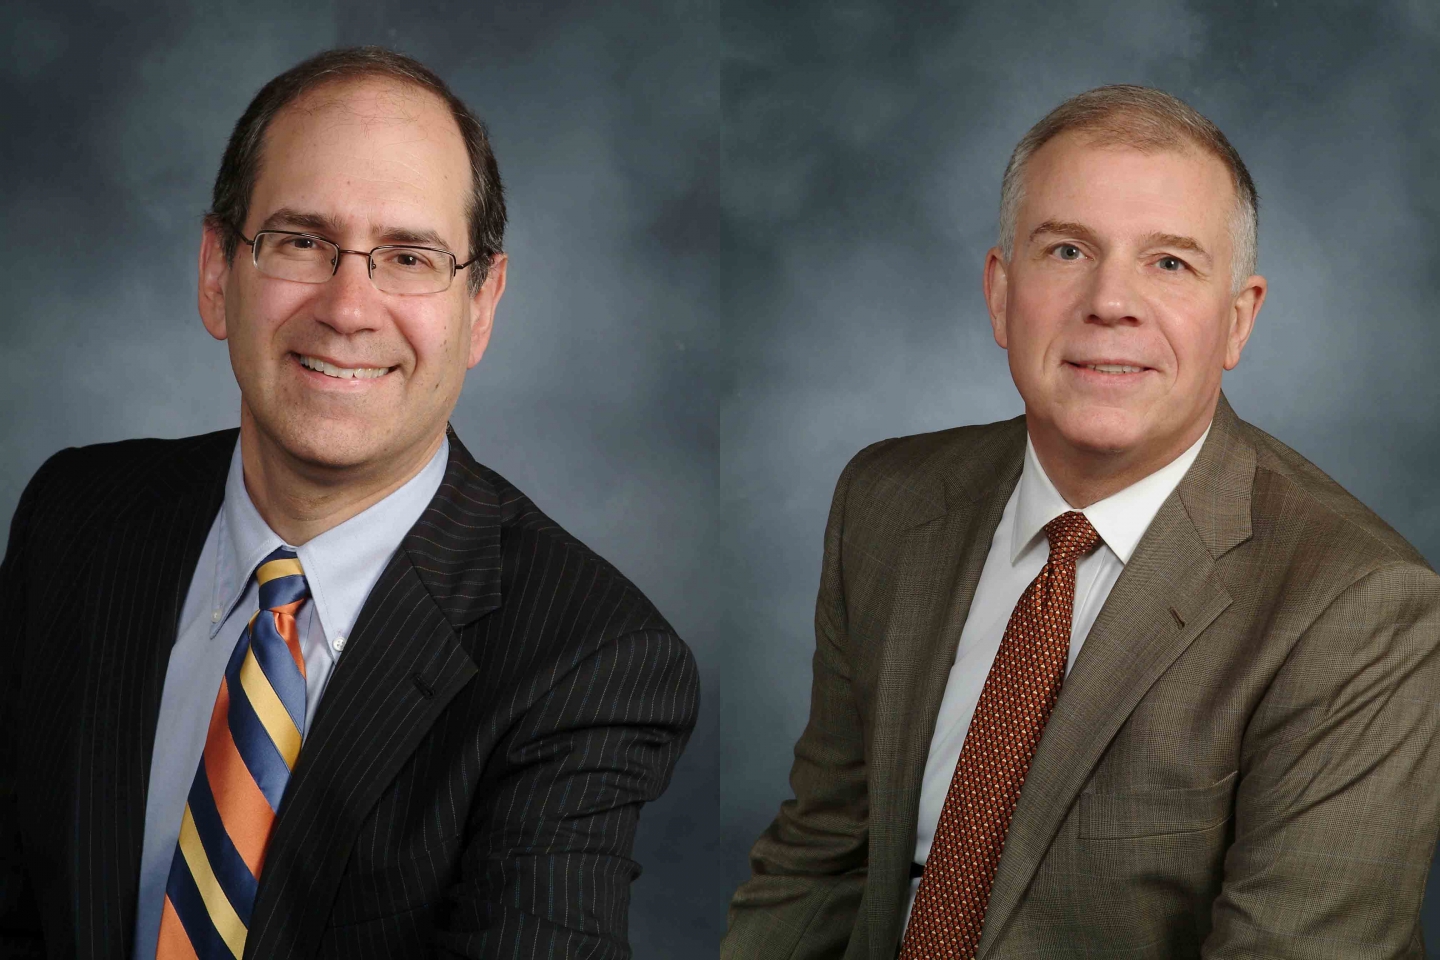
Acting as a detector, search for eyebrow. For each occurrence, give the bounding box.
[1027,219,1213,266]
[1142,232,1212,266]
[259,207,455,252]
[1028,219,1098,245]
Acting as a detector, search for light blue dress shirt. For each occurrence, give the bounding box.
[132,435,448,959]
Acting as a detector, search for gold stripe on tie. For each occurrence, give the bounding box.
[255,558,304,585]
[238,646,302,769]
[177,805,248,959]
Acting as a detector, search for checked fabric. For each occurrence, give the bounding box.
[899,511,1101,960]
[156,547,310,960]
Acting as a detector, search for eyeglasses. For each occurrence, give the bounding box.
[237,230,479,295]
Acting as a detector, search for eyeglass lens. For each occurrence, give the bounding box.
[253,232,456,295]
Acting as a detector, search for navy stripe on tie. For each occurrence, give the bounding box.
[249,612,307,730]
[187,769,258,925]
[224,652,291,810]
[165,849,232,960]
[258,571,308,610]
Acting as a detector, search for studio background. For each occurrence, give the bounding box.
[0,0,719,955]
[719,0,1440,939]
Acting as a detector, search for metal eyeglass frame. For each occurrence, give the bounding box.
[237,229,480,292]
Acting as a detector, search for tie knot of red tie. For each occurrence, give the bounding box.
[1044,511,1101,565]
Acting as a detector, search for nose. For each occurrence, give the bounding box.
[1085,252,1143,327]
[311,250,379,334]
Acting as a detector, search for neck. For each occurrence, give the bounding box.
[238,404,444,546]
[1027,414,1211,510]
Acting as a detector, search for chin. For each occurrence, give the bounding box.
[268,416,394,471]
[1050,406,1149,456]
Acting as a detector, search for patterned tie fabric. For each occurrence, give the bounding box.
[899,511,1101,960]
[156,547,310,960]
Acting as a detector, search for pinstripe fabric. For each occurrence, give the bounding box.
[726,395,1440,960]
[1,425,699,959]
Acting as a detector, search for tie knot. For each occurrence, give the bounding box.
[1043,511,1101,565]
[255,546,310,610]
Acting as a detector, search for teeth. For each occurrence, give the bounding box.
[1085,364,1144,374]
[299,355,389,379]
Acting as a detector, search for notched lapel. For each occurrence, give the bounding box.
[244,434,501,959]
[976,402,1254,959]
[865,448,1023,960]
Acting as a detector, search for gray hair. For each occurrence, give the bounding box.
[998,84,1258,292]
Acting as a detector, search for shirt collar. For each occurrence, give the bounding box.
[211,436,450,642]
[1010,423,1211,565]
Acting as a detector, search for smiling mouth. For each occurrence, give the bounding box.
[1071,362,1148,374]
[296,354,394,380]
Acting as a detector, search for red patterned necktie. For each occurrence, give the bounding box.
[899,511,1101,959]
[156,547,310,959]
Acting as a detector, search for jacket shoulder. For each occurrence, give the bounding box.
[18,430,235,540]
[1238,419,1431,579]
[472,462,679,641]
[837,416,1027,531]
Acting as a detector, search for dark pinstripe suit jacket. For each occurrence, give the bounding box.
[0,427,700,959]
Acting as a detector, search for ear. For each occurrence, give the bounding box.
[1222,273,1267,370]
[198,221,233,341]
[983,247,1010,349]
[465,253,508,369]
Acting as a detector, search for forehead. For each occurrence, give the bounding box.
[1019,132,1236,237]
[251,76,471,235]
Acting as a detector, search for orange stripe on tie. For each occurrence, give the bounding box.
[157,895,200,960]
[202,678,276,876]
[271,601,307,675]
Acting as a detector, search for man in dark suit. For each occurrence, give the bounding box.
[0,47,698,959]
[725,86,1440,957]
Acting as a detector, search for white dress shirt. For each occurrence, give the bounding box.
[900,424,1210,931]
[132,436,448,960]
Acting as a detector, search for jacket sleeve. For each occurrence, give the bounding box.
[1203,561,1440,958]
[724,452,871,960]
[433,627,700,960]
[0,456,61,958]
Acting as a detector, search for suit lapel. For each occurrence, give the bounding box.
[865,422,1025,960]
[974,397,1255,958]
[67,433,230,960]
[244,431,501,959]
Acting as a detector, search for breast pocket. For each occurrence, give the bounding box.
[1079,770,1237,840]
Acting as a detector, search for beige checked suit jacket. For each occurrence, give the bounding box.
[725,396,1440,959]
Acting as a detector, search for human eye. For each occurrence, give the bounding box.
[380,247,440,272]
[1156,254,1188,273]
[267,233,330,260]
[1049,243,1085,262]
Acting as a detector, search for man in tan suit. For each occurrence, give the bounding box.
[725,85,1440,959]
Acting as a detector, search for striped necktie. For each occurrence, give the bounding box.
[156,547,310,960]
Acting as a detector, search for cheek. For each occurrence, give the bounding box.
[1003,309,1060,370]
[241,285,313,347]
[1163,309,1231,378]
[399,309,468,376]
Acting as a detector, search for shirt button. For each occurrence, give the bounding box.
[333,635,347,652]
[211,610,222,623]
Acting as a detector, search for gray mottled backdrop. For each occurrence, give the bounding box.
[0,0,718,955]
[7,0,1440,951]
[720,0,1440,940]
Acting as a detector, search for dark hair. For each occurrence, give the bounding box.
[206,46,505,295]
